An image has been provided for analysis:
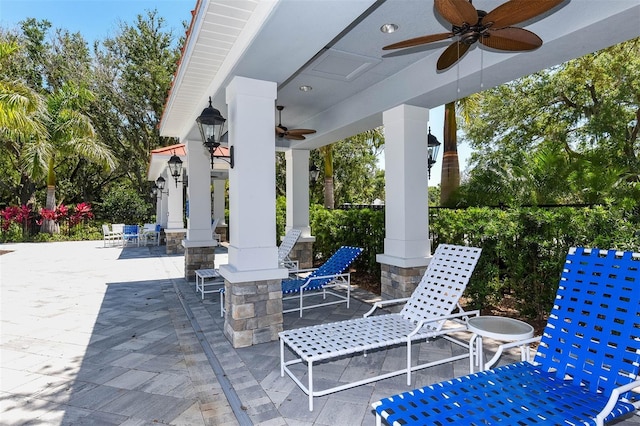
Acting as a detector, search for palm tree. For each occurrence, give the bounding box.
[319,128,385,209]
[439,97,477,205]
[38,83,116,233]
[439,101,461,205]
[320,145,335,209]
[0,39,49,205]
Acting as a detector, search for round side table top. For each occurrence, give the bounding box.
[467,316,534,341]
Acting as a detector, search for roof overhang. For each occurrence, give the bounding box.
[160,0,640,149]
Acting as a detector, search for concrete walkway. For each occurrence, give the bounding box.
[1,241,638,425]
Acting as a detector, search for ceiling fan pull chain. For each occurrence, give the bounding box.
[480,48,484,89]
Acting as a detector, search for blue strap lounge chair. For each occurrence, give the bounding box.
[372,247,640,426]
[281,245,363,317]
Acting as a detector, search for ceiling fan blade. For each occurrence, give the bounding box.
[480,27,543,51]
[437,41,470,71]
[276,126,286,135]
[383,32,453,50]
[435,0,479,27]
[286,129,316,136]
[483,0,565,30]
[285,134,306,141]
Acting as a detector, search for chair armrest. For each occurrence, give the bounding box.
[596,379,640,426]
[410,310,480,337]
[282,259,299,272]
[288,267,317,278]
[364,297,411,317]
[298,272,351,290]
[484,336,542,369]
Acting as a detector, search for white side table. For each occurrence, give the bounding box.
[467,316,534,372]
[194,269,224,300]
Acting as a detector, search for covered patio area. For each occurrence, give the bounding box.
[156,0,640,349]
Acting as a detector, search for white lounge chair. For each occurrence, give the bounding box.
[278,228,302,271]
[211,218,221,243]
[279,243,482,411]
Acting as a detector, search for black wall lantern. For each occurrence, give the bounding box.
[167,152,183,187]
[309,164,321,182]
[154,176,169,198]
[427,127,441,178]
[196,97,233,168]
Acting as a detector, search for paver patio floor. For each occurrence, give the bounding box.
[1,240,638,425]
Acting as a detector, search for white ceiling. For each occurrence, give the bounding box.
[160,0,640,150]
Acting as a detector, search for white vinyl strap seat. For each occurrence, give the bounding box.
[279,244,482,411]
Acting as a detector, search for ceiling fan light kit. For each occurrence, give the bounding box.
[383,0,565,70]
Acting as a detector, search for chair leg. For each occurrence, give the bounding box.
[308,360,314,411]
[299,290,303,318]
[280,339,285,377]
[406,338,412,386]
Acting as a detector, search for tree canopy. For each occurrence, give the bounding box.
[457,38,640,208]
[0,12,183,218]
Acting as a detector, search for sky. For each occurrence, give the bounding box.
[0,0,191,44]
[0,0,470,187]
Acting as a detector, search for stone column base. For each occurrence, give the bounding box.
[184,245,216,280]
[380,263,427,311]
[165,230,186,255]
[290,240,314,269]
[223,279,283,348]
[214,225,228,242]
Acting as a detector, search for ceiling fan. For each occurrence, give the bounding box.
[383,0,565,71]
[276,105,316,140]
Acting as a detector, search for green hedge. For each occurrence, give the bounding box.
[310,205,384,275]
[303,204,639,319]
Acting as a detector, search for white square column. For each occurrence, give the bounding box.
[165,174,184,231]
[164,169,185,255]
[184,138,215,244]
[212,178,226,225]
[284,149,315,269]
[182,138,217,278]
[159,184,168,228]
[376,104,431,268]
[285,149,312,237]
[155,193,162,226]
[220,76,288,282]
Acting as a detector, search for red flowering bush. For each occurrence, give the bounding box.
[1,205,32,231]
[37,203,92,226]
[70,202,94,226]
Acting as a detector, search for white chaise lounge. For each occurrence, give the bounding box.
[279,243,482,411]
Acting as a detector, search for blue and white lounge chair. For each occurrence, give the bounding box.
[373,247,640,426]
[281,245,363,316]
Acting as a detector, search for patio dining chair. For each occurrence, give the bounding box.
[102,224,122,247]
[140,223,160,246]
[279,244,482,411]
[372,247,640,426]
[122,224,139,247]
[281,245,363,317]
